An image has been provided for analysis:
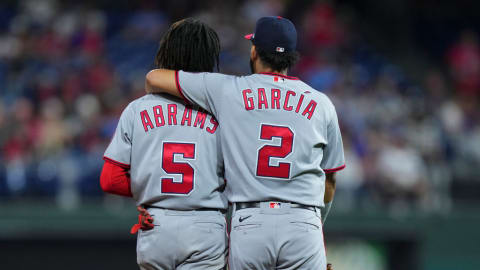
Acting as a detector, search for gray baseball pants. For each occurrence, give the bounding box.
[136,208,227,270]
[228,202,326,270]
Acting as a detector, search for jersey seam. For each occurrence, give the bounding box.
[126,104,135,143]
[202,72,219,116]
[103,156,131,169]
[175,70,192,105]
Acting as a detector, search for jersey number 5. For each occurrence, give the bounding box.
[161,142,195,195]
[256,124,294,179]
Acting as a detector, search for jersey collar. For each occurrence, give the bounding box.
[258,72,299,80]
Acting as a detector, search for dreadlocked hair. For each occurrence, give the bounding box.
[155,18,220,72]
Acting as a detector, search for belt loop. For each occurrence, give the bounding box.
[315,207,321,218]
[232,203,237,215]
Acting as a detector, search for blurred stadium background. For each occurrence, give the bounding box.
[0,0,479,269]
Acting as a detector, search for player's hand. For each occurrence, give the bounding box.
[130,206,154,234]
[327,263,333,270]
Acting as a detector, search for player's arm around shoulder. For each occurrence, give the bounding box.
[145,69,179,97]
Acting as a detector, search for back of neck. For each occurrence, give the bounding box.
[256,67,288,75]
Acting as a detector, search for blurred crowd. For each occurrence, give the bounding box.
[0,0,478,214]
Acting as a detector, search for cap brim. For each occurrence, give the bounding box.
[244,33,254,40]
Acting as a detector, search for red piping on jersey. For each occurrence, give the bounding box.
[175,70,191,105]
[259,72,299,80]
[103,156,130,169]
[323,164,346,173]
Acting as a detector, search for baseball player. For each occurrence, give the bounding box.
[100,18,228,270]
[143,16,345,270]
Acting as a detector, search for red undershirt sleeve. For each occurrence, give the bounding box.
[100,160,133,197]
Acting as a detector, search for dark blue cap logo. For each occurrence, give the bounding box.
[244,16,297,53]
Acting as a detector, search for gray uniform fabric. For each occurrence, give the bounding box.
[177,71,345,206]
[104,94,227,210]
[230,204,325,270]
[137,208,227,270]
[104,94,227,269]
[176,71,345,269]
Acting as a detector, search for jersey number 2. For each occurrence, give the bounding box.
[256,124,294,179]
[161,142,195,194]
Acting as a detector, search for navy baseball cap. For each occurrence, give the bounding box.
[244,16,297,53]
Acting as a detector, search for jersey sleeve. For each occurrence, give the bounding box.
[103,104,134,168]
[321,102,346,173]
[176,70,232,117]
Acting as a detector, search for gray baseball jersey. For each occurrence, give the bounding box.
[176,71,345,207]
[104,94,227,210]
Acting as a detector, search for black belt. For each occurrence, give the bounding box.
[235,202,317,212]
[145,205,226,214]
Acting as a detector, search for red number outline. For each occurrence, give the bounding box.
[161,142,196,195]
[256,124,294,179]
